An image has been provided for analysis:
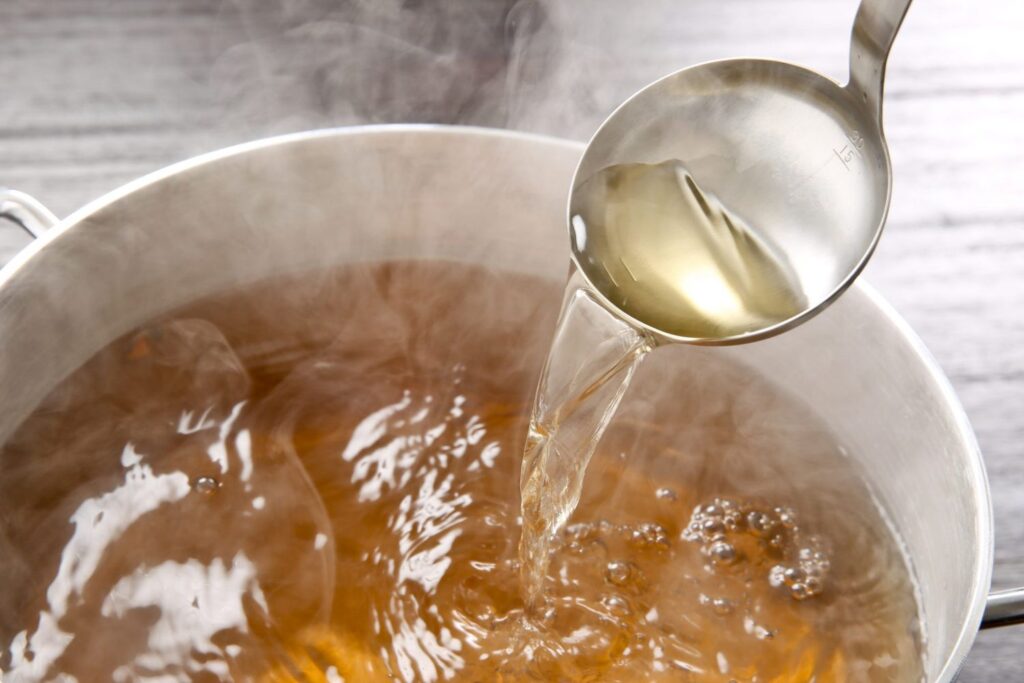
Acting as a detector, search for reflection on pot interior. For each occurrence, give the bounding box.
[0,261,923,681]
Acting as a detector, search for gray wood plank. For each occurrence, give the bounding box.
[1,0,1022,679]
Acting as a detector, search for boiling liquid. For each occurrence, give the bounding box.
[570,160,807,340]
[0,262,923,681]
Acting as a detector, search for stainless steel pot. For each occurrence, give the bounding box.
[0,126,1021,680]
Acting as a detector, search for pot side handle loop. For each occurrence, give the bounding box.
[981,588,1024,629]
[0,188,59,239]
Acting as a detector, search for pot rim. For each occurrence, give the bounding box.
[0,124,994,681]
[0,125,584,291]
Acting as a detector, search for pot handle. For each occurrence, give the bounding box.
[981,588,1024,629]
[0,188,59,238]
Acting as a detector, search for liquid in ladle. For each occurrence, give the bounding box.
[569,160,807,339]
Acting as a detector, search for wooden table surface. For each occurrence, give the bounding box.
[1,0,1021,679]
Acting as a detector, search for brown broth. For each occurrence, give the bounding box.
[0,260,923,682]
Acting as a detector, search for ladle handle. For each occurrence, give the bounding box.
[847,0,913,122]
[981,587,1024,629]
[848,0,1024,638]
[0,188,59,239]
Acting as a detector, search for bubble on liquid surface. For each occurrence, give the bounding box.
[683,497,831,600]
[605,560,634,587]
[655,487,677,501]
[768,539,831,600]
[707,540,738,566]
[700,594,735,616]
[601,594,633,617]
[628,522,670,551]
[194,476,220,494]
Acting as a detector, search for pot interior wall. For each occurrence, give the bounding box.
[0,127,988,681]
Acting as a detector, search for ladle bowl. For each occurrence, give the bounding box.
[570,0,910,344]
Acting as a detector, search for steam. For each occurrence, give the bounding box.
[199,0,858,148]
[206,0,624,141]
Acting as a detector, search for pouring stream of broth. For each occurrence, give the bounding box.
[519,161,808,606]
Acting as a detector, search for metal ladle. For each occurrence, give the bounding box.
[569,0,912,345]
[565,0,1024,630]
